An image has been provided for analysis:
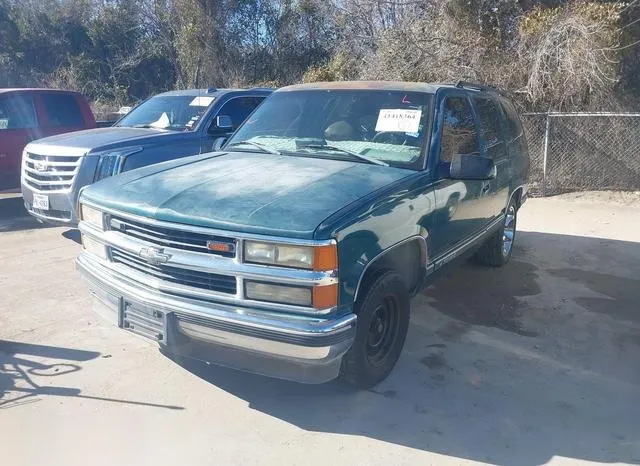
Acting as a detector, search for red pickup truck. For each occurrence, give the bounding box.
[0,89,96,190]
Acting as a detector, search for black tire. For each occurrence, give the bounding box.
[475,198,518,267]
[340,270,410,389]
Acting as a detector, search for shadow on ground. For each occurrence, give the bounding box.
[0,340,183,410]
[62,229,81,244]
[167,231,640,465]
[0,195,54,233]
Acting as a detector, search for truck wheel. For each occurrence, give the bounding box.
[445,194,460,219]
[475,199,517,267]
[340,270,410,389]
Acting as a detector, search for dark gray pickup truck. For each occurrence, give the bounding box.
[21,87,271,225]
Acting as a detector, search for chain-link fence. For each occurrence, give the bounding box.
[521,113,640,196]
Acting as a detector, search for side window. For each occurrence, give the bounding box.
[473,96,507,160]
[41,94,84,127]
[0,95,38,130]
[440,96,480,163]
[500,99,523,140]
[214,96,265,131]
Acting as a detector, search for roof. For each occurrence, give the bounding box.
[278,81,444,93]
[157,88,273,97]
[0,88,83,95]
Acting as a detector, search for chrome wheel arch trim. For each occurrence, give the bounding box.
[507,184,526,211]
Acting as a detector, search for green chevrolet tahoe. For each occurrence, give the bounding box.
[76,81,530,388]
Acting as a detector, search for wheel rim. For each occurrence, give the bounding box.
[502,204,516,257]
[447,202,457,218]
[366,296,399,367]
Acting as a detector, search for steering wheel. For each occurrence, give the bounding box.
[372,131,406,145]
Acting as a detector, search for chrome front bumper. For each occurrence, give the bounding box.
[77,254,356,383]
[21,184,79,225]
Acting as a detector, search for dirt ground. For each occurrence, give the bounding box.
[1,192,639,466]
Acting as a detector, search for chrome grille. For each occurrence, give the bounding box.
[22,152,82,192]
[111,247,237,295]
[109,215,236,258]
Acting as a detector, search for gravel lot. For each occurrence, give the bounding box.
[1,192,639,466]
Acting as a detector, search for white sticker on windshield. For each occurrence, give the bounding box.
[375,109,422,133]
[149,112,170,128]
[189,96,215,107]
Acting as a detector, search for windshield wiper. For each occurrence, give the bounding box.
[127,124,178,131]
[297,144,388,166]
[226,140,282,155]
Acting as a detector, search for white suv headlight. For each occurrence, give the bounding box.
[80,204,104,231]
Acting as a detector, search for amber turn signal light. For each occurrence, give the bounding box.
[207,240,233,253]
[313,244,338,271]
[313,283,338,309]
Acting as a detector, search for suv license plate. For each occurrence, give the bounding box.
[33,194,49,210]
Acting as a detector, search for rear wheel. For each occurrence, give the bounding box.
[475,198,517,267]
[340,271,410,389]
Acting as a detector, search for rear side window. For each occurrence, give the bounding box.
[215,96,265,130]
[500,98,524,140]
[473,96,506,160]
[41,93,84,127]
[0,95,38,130]
[440,96,480,163]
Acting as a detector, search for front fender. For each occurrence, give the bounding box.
[330,178,437,307]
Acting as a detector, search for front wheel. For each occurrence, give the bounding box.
[340,271,410,389]
[475,199,518,267]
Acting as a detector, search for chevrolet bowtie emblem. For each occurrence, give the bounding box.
[138,247,171,265]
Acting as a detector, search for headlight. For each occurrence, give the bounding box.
[93,147,143,181]
[244,241,337,270]
[79,204,104,230]
[81,234,108,260]
[245,281,338,309]
[245,281,312,306]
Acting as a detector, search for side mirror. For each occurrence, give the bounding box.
[210,115,233,133]
[448,154,496,180]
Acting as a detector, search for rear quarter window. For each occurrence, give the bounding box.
[500,99,524,141]
[41,93,85,127]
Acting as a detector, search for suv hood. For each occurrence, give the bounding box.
[26,127,185,155]
[82,152,413,239]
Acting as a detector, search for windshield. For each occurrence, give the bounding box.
[116,95,215,131]
[227,90,432,168]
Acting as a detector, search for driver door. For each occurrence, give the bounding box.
[428,91,493,264]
